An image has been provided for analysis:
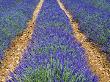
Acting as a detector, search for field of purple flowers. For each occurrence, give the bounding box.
[1,0,110,81]
[0,0,39,60]
[7,0,99,82]
[61,0,110,55]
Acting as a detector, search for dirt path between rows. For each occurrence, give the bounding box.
[57,0,110,82]
[0,0,44,82]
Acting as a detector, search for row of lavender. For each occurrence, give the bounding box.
[61,0,110,55]
[0,0,39,60]
[8,0,98,82]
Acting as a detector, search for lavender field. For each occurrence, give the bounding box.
[0,0,110,82]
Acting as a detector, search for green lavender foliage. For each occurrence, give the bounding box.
[11,57,86,82]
